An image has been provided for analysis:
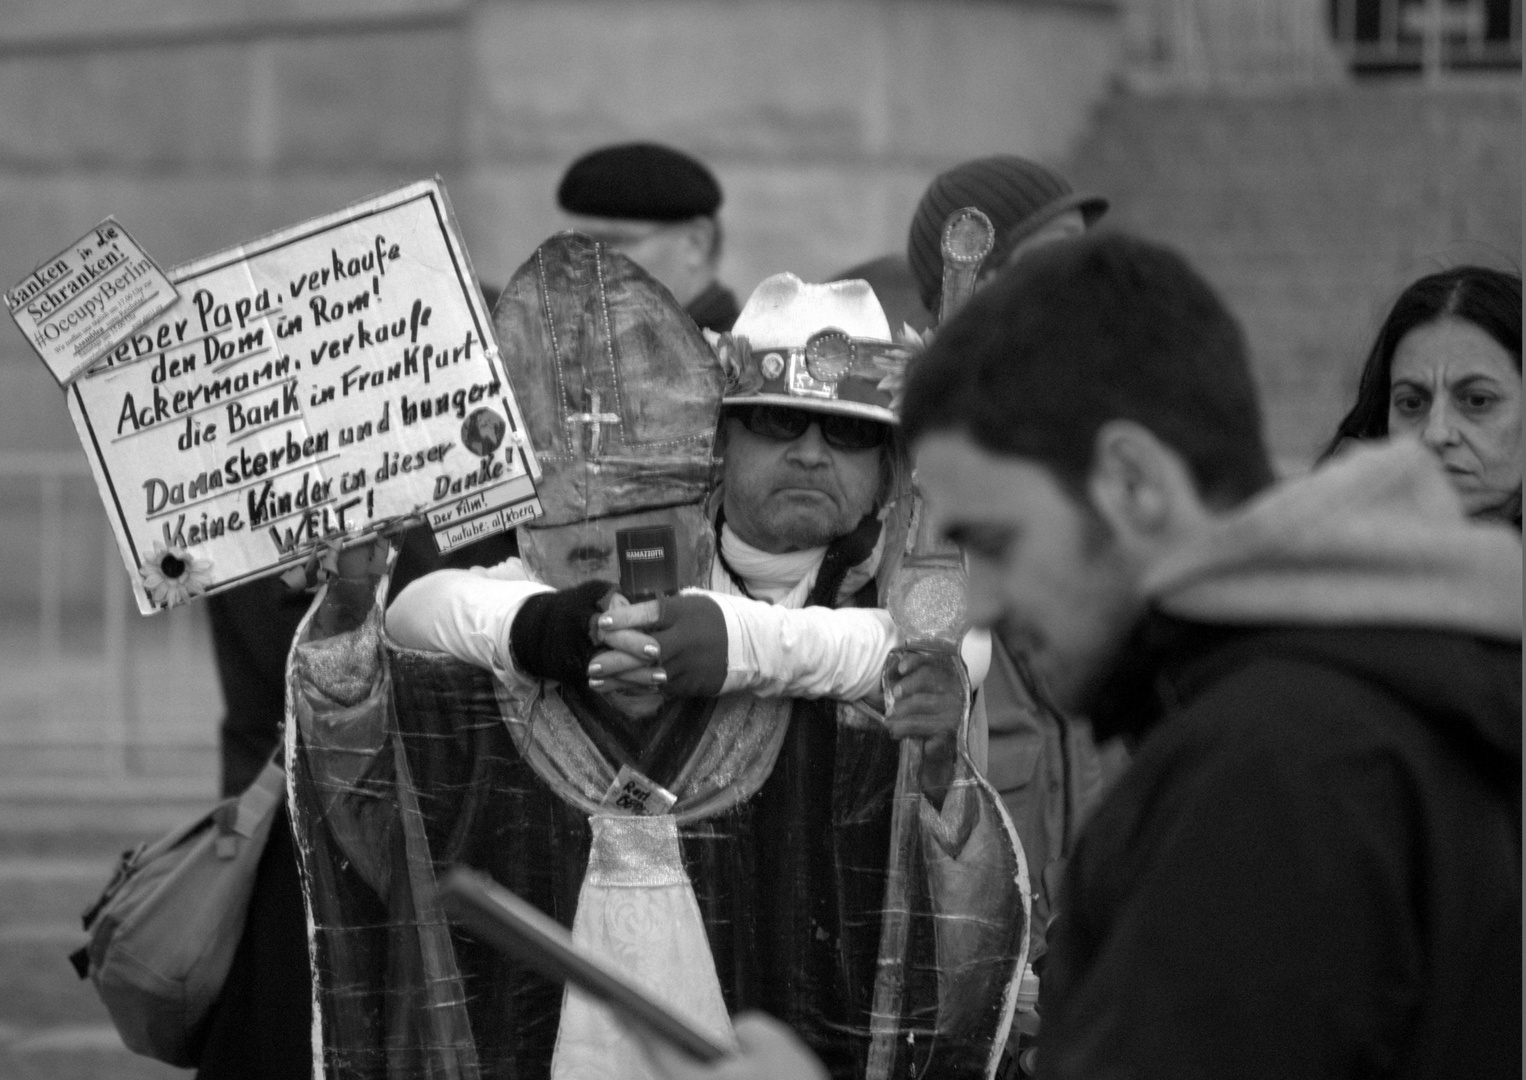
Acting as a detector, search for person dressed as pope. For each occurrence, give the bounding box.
[285,232,1029,1080]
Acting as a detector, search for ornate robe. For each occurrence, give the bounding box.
[287,556,1027,1079]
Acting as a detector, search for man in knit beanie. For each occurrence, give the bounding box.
[558,141,740,332]
[905,156,1117,1073]
[906,154,1107,317]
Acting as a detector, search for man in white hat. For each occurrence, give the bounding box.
[564,272,1027,1079]
[293,241,1028,1080]
[584,270,1008,813]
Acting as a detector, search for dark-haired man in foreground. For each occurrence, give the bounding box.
[650,232,1522,1078]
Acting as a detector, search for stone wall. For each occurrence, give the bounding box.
[1069,81,1522,469]
[459,0,1123,294]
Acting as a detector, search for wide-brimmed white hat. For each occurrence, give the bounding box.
[715,273,909,424]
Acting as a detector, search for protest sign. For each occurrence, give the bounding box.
[66,179,542,615]
[6,219,180,386]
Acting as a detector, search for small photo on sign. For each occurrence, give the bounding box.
[462,407,506,457]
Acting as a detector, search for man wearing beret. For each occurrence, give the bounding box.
[559,141,741,332]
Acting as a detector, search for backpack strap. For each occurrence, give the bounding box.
[215,749,286,857]
[232,757,285,838]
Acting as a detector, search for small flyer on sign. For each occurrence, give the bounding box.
[6,219,180,386]
[65,179,543,614]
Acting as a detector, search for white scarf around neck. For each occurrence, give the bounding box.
[720,526,826,607]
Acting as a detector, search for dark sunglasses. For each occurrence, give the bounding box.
[733,405,889,451]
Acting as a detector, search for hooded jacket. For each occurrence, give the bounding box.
[1039,442,1522,1080]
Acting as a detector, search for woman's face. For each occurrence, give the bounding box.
[1388,317,1522,519]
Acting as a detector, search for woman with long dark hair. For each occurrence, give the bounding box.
[1325,267,1522,527]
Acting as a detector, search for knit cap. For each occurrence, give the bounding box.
[907,155,1107,313]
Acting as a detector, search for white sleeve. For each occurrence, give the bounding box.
[961,628,992,691]
[697,589,899,700]
[697,591,995,702]
[385,566,553,678]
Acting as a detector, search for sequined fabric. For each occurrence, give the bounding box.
[298,607,383,708]
[583,815,687,887]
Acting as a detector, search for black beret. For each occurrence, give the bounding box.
[557,142,722,222]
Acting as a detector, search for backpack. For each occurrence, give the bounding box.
[68,757,286,1066]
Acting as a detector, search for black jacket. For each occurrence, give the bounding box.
[685,280,740,333]
[1040,617,1521,1080]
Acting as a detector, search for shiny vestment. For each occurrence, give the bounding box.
[287,542,1027,1080]
[197,526,519,1080]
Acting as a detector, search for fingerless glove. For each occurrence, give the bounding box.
[645,594,728,697]
[509,579,615,685]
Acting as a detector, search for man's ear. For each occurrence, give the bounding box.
[1086,420,1206,550]
[679,217,717,271]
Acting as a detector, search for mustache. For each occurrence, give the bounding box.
[771,470,837,494]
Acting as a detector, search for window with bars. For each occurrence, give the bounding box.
[1330,0,1522,73]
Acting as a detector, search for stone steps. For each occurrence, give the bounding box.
[0,635,220,1080]
[0,849,193,1079]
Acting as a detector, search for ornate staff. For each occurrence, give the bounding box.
[866,208,998,1078]
[937,206,996,323]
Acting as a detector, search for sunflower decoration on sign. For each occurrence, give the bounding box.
[139,542,215,608]
[702,329,763,397]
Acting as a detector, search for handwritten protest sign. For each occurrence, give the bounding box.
[66,179,542,614]
[6,219,180,386]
